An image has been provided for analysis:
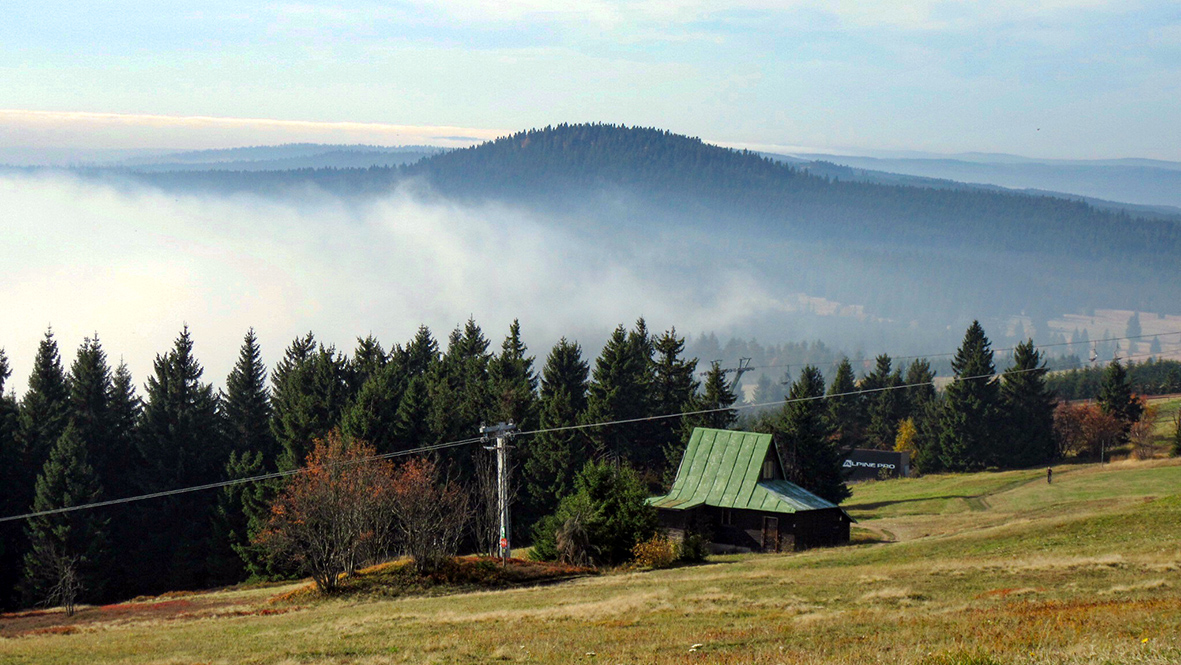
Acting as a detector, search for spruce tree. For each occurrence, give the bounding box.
[937,321,1000,470]
[391,375,432,451]
[349,335,387,396]
[212,330,277,583]
[1098,359,1143,442]
[776,366,849,504]
[106,362,141,498]
[0,350,25,608]
[341,359,406,453]
[864,354,903,449]
[522,338,590,527]
[271,334,350,471]
[825,358,861,449]
[402,325,440,380]
[67,337,114,483]
[687,361,736,432]
[428,319,492,471]
[223,329,275,460]
[999,340,1056,467]
[20,328,72,482]
[650,328,699,473]
[22,424,109,607]
[583,323,652,468]
[903,359,936,415]
[136,326,225,591]
[488,320,538,430]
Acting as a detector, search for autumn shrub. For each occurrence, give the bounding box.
[389,457,470,574]
[632,535,677,569]
[1053,402,1123,459]
[255,431,397,593]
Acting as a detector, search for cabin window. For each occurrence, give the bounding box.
[762,458,775,480]
[721,508,734,526]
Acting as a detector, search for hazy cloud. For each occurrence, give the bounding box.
[0,172,794,395]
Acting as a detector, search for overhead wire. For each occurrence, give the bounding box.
[0,337,1171,524]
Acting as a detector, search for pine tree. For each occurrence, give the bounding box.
[136,326,225,591]
[402,325,439,380]
[999,340,1056,467]
[775,366,849,504]
[1098,359,1143,442]
[650,328,699,474]
[0,350,25,608]
[106,362,141,499]
[521,338,590,528]
[20,328,72,482]
[391,375,432,452]
[22,424,109,608]
[937,321,1000,470]
[488,320,538,430]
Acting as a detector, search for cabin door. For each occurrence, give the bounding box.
[762,517,779,552]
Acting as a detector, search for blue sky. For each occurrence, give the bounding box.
[1,0,1179,158]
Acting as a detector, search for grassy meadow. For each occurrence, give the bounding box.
[3,457,1180,664]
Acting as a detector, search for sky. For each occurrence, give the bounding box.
[1,0,1179,159]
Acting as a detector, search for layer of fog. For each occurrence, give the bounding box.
[1,172,862,396]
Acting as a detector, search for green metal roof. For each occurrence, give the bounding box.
[648,428,838,515]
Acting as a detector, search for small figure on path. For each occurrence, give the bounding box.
[1047,467,1053,484]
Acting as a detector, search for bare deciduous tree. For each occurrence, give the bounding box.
[390,457,470,573]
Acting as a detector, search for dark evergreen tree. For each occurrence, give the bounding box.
[391,375,432,451]
[488,320,538,430]
[102,360,142,599]
[774,366,849,504]
[272,334,351,471]
[864,354,903,449]
[19,329,72,484]
[825,358,861,449]
[67,337,115,486]
[999,340,1056,467]
[687,361,736,432]
[1097,359,1143,442]
[902,359,937,415]
[211,330,277,584]
[650,328,699,473]
[0,350,25,608]
[583,322,652,468]
[937,321,1000,470]
[522,338,590,528]
[910,397,946,474]
[222,329,275,460]
[349,335,387,396]
[1125,311,1141,339]
[136,326,225,591]
[341,357,406,453]
[21,424,109,606]
[209,450,279,583]
[402,325,439,380]
[751,372,778,405]
[428,319,492,474]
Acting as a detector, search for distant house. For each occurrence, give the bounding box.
[648,428,853,552]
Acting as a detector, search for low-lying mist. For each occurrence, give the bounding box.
[2,172,890,394]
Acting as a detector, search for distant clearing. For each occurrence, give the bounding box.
[3,459,1179,664]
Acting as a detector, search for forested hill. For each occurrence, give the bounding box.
[51,123,1181,317]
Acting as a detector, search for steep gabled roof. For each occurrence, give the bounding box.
[648,428,838,515]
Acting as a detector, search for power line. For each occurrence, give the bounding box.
[0,339,1168,524]
[0,436,484,524]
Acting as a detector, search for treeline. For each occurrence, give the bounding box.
[0,317,1164,610]
[0,319,738,609]
[1047,358,1181,400]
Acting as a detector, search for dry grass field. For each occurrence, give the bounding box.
[2,457,1180,665]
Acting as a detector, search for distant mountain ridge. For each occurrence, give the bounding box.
[12,123,1181,325]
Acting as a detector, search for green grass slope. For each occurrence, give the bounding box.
[3,459,1179,664]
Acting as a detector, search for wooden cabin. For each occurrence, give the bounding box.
[648,428,852,552]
